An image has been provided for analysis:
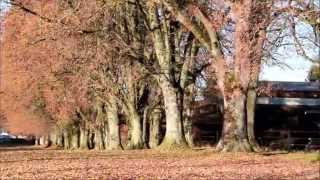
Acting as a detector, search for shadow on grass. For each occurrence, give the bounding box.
[258,151,289,156]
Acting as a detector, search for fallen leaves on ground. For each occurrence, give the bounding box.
[0,146,319,179]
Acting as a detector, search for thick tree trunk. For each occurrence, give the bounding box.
[39,136,45,146]
[70,128,79,150]
[246,88,261,151]
[79,126,89,150]
[216,90,252,152]
[103,123,109,149]
[142,107,149,148]
[46,135,51,147]
[106,97,122,150]
[127,108,144,149]
[63,129,70,150]
[158,77,187,149]
[149,108,162,149]
[88,130,95,149]
[49,131,56,147]
[39,135,50,147]
[34,137,40,146]
[56,130,64,148]
[148,3,187,149]
[183,115,194,148]
[183,86,195,148]
[94,128,105,150]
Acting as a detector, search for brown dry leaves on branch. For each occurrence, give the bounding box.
[0,147,319,179]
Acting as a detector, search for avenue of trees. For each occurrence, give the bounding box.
[0,0,319,152]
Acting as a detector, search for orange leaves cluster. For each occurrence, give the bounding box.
[0,0,96,135]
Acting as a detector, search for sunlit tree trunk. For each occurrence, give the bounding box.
[246,87,261,151]
[183,101,194,148]
[216,89,252,152]
[148,4,187,149]
[142,107,149,148]
[88,130,94,149]
[63,129,70,149]
[34,136,40,146]
[56,130,64,148]
[181,86,194,148]
[158,77,187,149]
[149,108,162,148]
[127,107,143,149]
[70,127,79,150]
[105,97,122,150]
[94,128,105,150]
[103,123,109,149]
[79,126,89,150]
[39,135,50,147]
[39,136,45,146]
[49,131,56,147]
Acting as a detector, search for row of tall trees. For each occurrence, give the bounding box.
[0,0,319,152]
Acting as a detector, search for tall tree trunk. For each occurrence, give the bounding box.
[216,90,252,152]
[79,126,89,150]
[142,107,149,148]
[49,131,56,147]
[148,3,187,149]
[39,136,45,146]
[183,114,194,148]
[94,128,105,150]
[63,129,70,150]
[183,85,195,148]
[39,135,50,147]
[88,130,94,149]
[70,127,79,150]
[56,130,64,148]
[34,136,40,146]
[103,123,109,149]
[106,97,122,150]
[246,88,261,151]
[127,108,143,149]
[158,77,187,149]
[149,108,162,149]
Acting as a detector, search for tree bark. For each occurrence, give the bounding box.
[88,130,95,149]
[103,123,109,149]
[34,137,40,146]
[63,129,70,150]
[149,108,162,149]
[246,88,261,151]
[183,114,194,148]
[127,107,144,149]
[183,86,195,148]
[39,136,45,146]
[70,127,79,150]
[148,4,187,149]
[56,130,64,148]
[142,107,149,148]
[216,90,252,152]
[79,126,89,150]
[49,131,56,147]
[158,77,187,149]
[94,128,105,150]
[39,135,50,147]
[106,97,122,150]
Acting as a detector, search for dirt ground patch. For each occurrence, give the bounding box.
[0,146,319,179]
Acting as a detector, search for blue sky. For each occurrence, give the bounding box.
[260,19,319,82]
[260,57,313,82]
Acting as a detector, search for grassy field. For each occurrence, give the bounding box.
[0,146,319,179]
